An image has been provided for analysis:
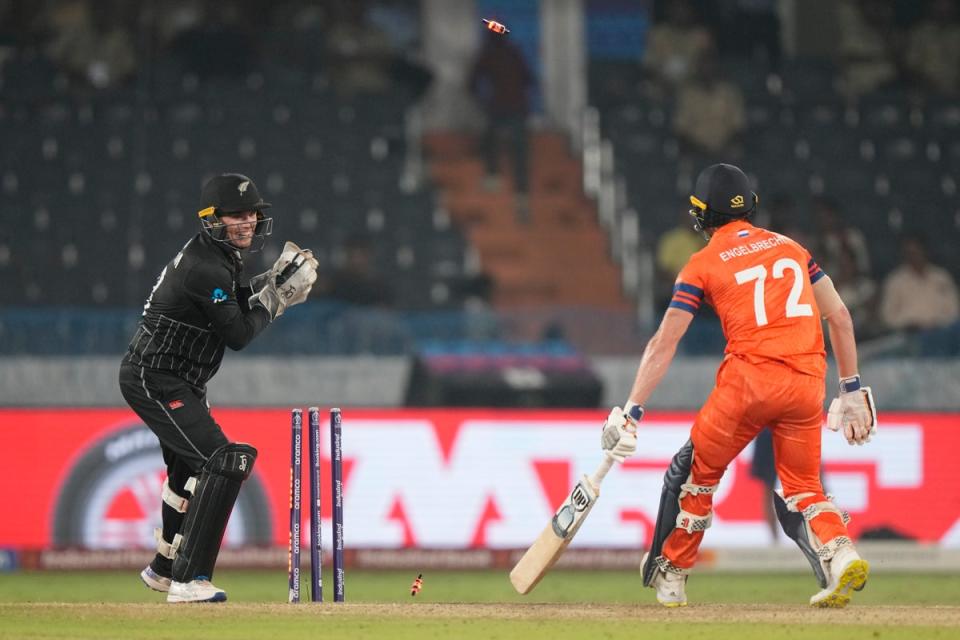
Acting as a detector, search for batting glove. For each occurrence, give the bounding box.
[601,403,642,463]
[826,375,877,446]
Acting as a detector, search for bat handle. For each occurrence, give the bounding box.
[590,455,616,488]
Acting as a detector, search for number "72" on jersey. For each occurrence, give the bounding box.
[735,257,813,326]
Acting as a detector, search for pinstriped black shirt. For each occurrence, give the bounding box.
[123,232,271,389]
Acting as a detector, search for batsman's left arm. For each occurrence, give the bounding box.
[813,276,858,378]
[814,275,877,444]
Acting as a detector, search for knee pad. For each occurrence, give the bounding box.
[773,491,852,588]
[171,443,257,582]
[641,440,718,586]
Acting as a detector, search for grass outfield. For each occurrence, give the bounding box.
[1,570,958,639]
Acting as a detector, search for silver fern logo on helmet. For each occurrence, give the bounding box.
[237,181,250,195]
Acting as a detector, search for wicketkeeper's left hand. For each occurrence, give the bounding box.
[248,241,318,320]
[600,404,642,463]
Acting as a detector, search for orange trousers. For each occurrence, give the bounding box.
[662,356,849,569]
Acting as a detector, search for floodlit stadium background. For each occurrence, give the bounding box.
[0,0,958,573]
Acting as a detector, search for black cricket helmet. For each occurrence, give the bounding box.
[198,173,273,251]
[688,163,758,235]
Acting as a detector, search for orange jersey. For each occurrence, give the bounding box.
[671,220,827,378]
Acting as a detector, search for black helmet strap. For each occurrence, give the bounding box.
[198,208,273,253]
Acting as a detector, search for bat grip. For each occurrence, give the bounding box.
[590,455,616,488]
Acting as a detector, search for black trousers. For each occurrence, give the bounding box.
[119,361,229,576]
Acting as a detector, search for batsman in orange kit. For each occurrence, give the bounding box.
[598,164,877,608]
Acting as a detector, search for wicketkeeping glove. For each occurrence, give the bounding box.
[250,241,309,293]
[248,241,318,320]
[248,269,272,295]
[600,403,643,463]
[826,375,877,446]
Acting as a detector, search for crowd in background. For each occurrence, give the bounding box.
[637,0,960,158]
[0,0,425,96]
[0,0,957,356]
[641,0,960,356]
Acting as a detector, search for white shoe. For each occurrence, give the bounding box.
[166,577,227,603]
[642,552,688,607]
[809,546,869,608]
[140,566,172,593]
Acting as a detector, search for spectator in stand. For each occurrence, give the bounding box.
[322,233,406,353]
[148,0,205,49]
[323,233,394,308]
[673,47,746,158]
[166,1,257,78]
[812,197,871,279]
[710,0,783,74]
[324,0,396,96]
[0,0,34,58]
[880,235,960,356]
[832,251,879,339]
[767,194,816,249]
[643,0,712,98]
[42,0,137,90]
[835,0,903,100]
[904,0,960,96]
[469,28,534,218]
[655,210,704,308]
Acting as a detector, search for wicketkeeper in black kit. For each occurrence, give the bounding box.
[119,173,318,603]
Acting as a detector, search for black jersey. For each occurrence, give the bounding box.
[123,232,271,388]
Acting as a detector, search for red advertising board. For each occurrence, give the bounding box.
[0,409,957,551]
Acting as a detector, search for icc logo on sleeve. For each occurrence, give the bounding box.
[211,288,228,303]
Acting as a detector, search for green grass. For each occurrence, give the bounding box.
[4,569,959,605]
[1,570,958,640]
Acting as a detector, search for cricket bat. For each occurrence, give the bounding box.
[510,454,615,594]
